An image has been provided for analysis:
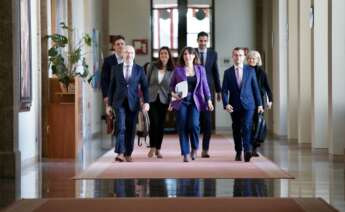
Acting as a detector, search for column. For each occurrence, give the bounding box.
[311,0,329,149]
[287,0,299,141]
[328,0,345,156]
[272,0,288,136]
[0,0,21,206]
[297,0,312,144]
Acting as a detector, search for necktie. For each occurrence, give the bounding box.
[235,67,241,87]
[200,52,205,66]
[125,65,130,82]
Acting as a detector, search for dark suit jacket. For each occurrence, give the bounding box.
[253,65,273,107]
[222,65,262,111]
[195,48,222,94]
[101,54,119,98]
[108,63,149,112]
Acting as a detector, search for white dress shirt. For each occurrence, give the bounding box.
[123,63,133,80]
[158,70,165,84]
[115,52,123,64]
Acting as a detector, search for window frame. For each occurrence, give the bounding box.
[150,0,215,60]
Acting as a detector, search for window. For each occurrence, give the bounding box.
[152,0,214,58]
[187,1,213,47]
[152,0,179,58]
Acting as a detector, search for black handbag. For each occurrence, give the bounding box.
[253,112,267,143]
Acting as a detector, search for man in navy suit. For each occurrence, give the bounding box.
[195,31,222,158]
[222,48,263,162]
[101,35,125,105]
[107,45,150,162]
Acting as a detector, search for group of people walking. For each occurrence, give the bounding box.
[101,32,272,163]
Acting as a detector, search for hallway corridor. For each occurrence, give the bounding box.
[3,134,344,211]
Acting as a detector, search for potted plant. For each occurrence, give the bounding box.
[46,22,92,92]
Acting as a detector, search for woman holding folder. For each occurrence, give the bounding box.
[170,47,214,162]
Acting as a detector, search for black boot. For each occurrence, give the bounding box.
[252,147,259,157]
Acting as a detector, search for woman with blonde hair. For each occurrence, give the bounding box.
[247,50,273,157]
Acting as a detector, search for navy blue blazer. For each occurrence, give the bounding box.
[108,63,149,112]
[222,65,262,111]
[196,48,222,93]
[101,54,120,98]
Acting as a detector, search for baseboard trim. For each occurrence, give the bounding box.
[298,142,312,148]
[329,154,344,162]
[312,148,328,154]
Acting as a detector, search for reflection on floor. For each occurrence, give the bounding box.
[2,133,345,211]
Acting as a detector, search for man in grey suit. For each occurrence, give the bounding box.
[195,31,222,158]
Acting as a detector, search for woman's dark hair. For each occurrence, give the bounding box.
[178,46,200,66]
[156,46,175,71]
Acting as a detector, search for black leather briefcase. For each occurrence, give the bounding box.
[253,112,267,143]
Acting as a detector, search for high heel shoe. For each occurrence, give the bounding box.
[148,148,156,158]
[155,149,163,159]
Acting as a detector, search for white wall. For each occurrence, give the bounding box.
[72,0,109,160]
[18,0,40,167]
[19,0,40,199]
[214,0,256,129]
[108,0,151,66]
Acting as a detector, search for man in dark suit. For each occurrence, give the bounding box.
[222,48,263,162]
[101,35,125,143]
[107,45,150,162]
[101,35,125,105]
[195,31,222,158]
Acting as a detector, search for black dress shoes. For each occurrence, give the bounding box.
[191,149,197,160]
[235,152,242,161]
[244,152,252,162]
[252,149,260,157]
[115,156,125,162]
[201,150,210,158]
[183,155,189,162]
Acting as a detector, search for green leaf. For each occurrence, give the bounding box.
[83,34,92,46]
[70,48,81,64]
[46,23,93,85]
[47,34,68,47]
[48,47,58,57]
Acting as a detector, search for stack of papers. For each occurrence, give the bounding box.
[172,80,188,101]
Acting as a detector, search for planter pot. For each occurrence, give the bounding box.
[59,81,75,93]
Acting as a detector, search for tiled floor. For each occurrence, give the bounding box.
[2,133,345,211]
